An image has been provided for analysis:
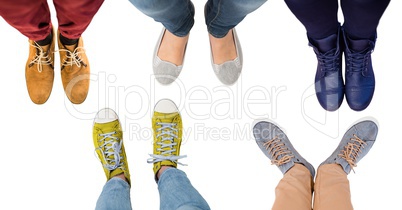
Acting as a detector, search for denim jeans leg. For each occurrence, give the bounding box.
[95,178,132,210]
[205,0,267,38]
[128,0,195,37]
[158,168,210,210]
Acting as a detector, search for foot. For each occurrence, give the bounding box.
[253,120,315,177]
[343,29,376,111]
[209,29,243,85]
[158,29,188,66]
[25,31,55,104]
[58,31,90,104]
[147,99,187,179]
[320,119,378,174]
[309,26,344,111]
[209,29,237,65]
[93,108,131,184]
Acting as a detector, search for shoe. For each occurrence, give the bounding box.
[58,31,90,104]
[147,99,187,178]
[320,120,378,174]
[309,26,344,111]
[153,28,187,85]
[253,120,315,177]
[210,28,243,86]
[93,108,131,184]
[343,29,376,111]
[25,31,55,104]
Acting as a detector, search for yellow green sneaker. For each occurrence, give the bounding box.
[147,99,187,176]
[93,108,131,184]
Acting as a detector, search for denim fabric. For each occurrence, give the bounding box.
[158,168,210,210]
[95,178,132,210]
[95,168,209,210]
[128,0,195,37]
[128,0,266,38]
[205,0,267,38]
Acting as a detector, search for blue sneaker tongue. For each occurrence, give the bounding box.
[314,34,337,52]
[349,39,370,52]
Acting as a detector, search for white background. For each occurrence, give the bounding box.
[0,0,401,209]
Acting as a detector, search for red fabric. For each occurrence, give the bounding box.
[0,0,104,40]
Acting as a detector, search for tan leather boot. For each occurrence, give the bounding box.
[58,32,90,104]
[25,36,55,104]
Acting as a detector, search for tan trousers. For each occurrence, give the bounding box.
[272,163,353,210]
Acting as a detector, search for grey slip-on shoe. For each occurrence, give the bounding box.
[210,28,243,86]
[153,28,186,85]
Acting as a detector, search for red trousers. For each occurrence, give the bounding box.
[0,0,104,40]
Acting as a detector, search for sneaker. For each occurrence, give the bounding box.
[25,32,55,104]
[343,29,376,111]
[253,120,315,177]
[58,31,90,104]
[320,120,378,174]
[147,99,187,177]
[309,26,344,111]
[93,108,130,184]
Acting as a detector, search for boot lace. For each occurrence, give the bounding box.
[28,41,53,73]
[346,49,372,72]
[263,136,294,166]
[147,122,187,165]
[317,48,340,72]
[96,131,124,171]
[59,46,87,69]
[338,134,367,173]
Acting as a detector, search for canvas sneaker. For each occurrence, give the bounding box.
[147,99,187,177]
[320,120,378,174]
[253,120,315,177]
[93,108,130,184]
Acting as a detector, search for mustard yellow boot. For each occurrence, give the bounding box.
[25,32,55,104]
[58,31,90,104]
[93,108,131,184]
[147,99,187,178]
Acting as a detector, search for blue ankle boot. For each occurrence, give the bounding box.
[309,27,344,111]
[343,29,376,111]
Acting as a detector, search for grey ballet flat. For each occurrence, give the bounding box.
[153,28,186,85]
[210,28,243,86]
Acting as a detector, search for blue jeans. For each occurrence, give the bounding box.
[95,168,210,210]
[128,0,267,38]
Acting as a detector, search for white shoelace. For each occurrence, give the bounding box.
[147,122,187,165]
[96,131,123,171]
[29,41,52,73]
[58,47,86,67]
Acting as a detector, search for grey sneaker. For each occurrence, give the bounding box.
[320,120,378,174]
[253,120,315,177]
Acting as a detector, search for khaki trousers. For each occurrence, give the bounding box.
[272,163,353,210]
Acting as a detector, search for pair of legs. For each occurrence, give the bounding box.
[93,99,210,210]
[285,0,390,111]
[0,0,104,104]
[273,164,352,210]
[285,0,390,40]
[253,119,378,209]
[96,168,209,210]
[129,0,267,85]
